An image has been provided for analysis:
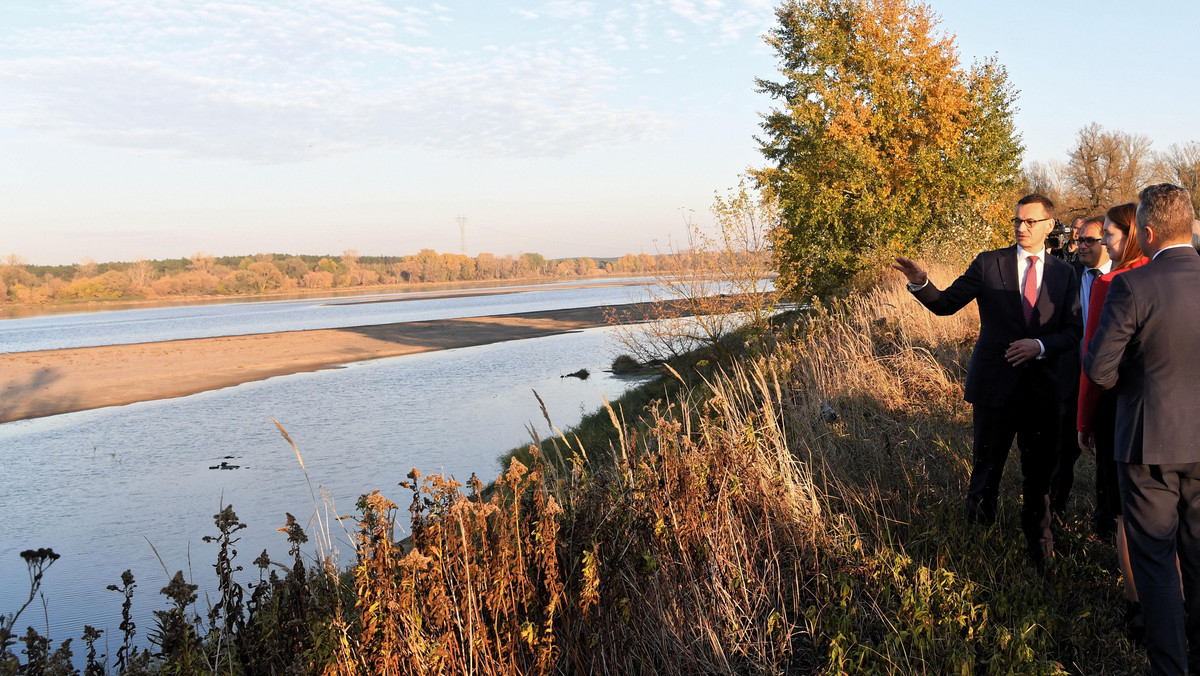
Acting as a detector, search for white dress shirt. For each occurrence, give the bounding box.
[1016,246,1045,298]
[1016,246,1047,357]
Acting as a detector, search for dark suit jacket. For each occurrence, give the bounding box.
[1060,260,1086,395]
[913,246,1082,408]
[1084,246,1200,464]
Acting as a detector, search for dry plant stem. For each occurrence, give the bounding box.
[274,418,352,567]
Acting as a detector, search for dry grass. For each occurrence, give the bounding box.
[267,262,1143,673]
[326,357,826,674]
[3,262,1146,674]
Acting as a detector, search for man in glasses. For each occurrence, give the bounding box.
[1075,218,1112,329]
[893,194,1082,570]
[1050,216,1111,519]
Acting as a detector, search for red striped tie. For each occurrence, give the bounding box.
[1023,256,1038,324]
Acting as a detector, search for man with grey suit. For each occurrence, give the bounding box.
[1085,183,1200,674]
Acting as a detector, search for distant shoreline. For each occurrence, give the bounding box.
[0,303,655,424]
[0,275,657,320]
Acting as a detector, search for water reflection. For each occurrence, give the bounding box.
[0,326,651,651]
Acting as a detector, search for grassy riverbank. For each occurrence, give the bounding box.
[2,269,1146,674]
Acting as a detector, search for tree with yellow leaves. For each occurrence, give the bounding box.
[754,0,1022,297]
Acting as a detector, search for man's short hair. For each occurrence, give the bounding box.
[1017,193,1056,217]
[1137,183,1194,242]
[1081,216,1105,231]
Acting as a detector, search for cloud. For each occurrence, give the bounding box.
[0,0,668,162]
[360,45,668,158]
[10,0,438,78]
[541,1,594,21]
[2,57,364,162]
[665,0,709,24]
[661,0,773,46]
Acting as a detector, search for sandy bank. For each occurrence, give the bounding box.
[0,304,650,424]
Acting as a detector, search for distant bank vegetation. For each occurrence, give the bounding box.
[0,249,686,305]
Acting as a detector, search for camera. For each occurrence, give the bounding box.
[1045,220,1075,260]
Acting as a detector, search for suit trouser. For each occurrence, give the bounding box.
[1091,392,1121,534]
[966,387,1059,562]
[1050,392,1081,514]
[1118,461,1200,676]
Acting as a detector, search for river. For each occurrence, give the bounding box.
[0,281,657,655]
[0,278,662,354]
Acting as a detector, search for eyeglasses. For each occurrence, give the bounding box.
[1011,217,1053,228]
[1077,236,1102,246]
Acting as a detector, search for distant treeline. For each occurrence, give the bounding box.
[0,249,686,304]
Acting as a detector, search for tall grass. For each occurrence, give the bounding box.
[763,267,1139,674]
[2,264,1145,674]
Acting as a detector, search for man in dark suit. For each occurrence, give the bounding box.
[1051,216,1110,519]
[1085,183,1200,674]
[894,194,1082,566]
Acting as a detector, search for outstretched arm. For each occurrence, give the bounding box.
[901,254,984,317]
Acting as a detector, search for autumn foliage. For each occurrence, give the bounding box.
[0,249,675,305]
[754,0,1023,297]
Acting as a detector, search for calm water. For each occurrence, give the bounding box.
[0,287,655,654]
[0,279,657,354]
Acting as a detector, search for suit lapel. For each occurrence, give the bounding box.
[1034,256,1066,329]
[998,246,1024,323]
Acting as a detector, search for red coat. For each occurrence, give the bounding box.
[1077,256,1150,432]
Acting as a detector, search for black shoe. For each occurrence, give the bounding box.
[1125,601,1145,644]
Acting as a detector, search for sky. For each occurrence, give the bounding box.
[1,0,1198,266]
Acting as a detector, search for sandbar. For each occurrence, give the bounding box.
[0,303,652,424]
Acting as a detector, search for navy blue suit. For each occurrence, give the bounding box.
[1086,245,1200,673]
[913,246,1081,562]
[1051,260,1087,515]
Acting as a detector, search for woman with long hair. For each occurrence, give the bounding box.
[1077,201,1148,639]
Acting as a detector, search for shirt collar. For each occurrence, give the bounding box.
[1152,243,1194,260]
[1089,260,1113,275]
[1017,246,1044,265]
